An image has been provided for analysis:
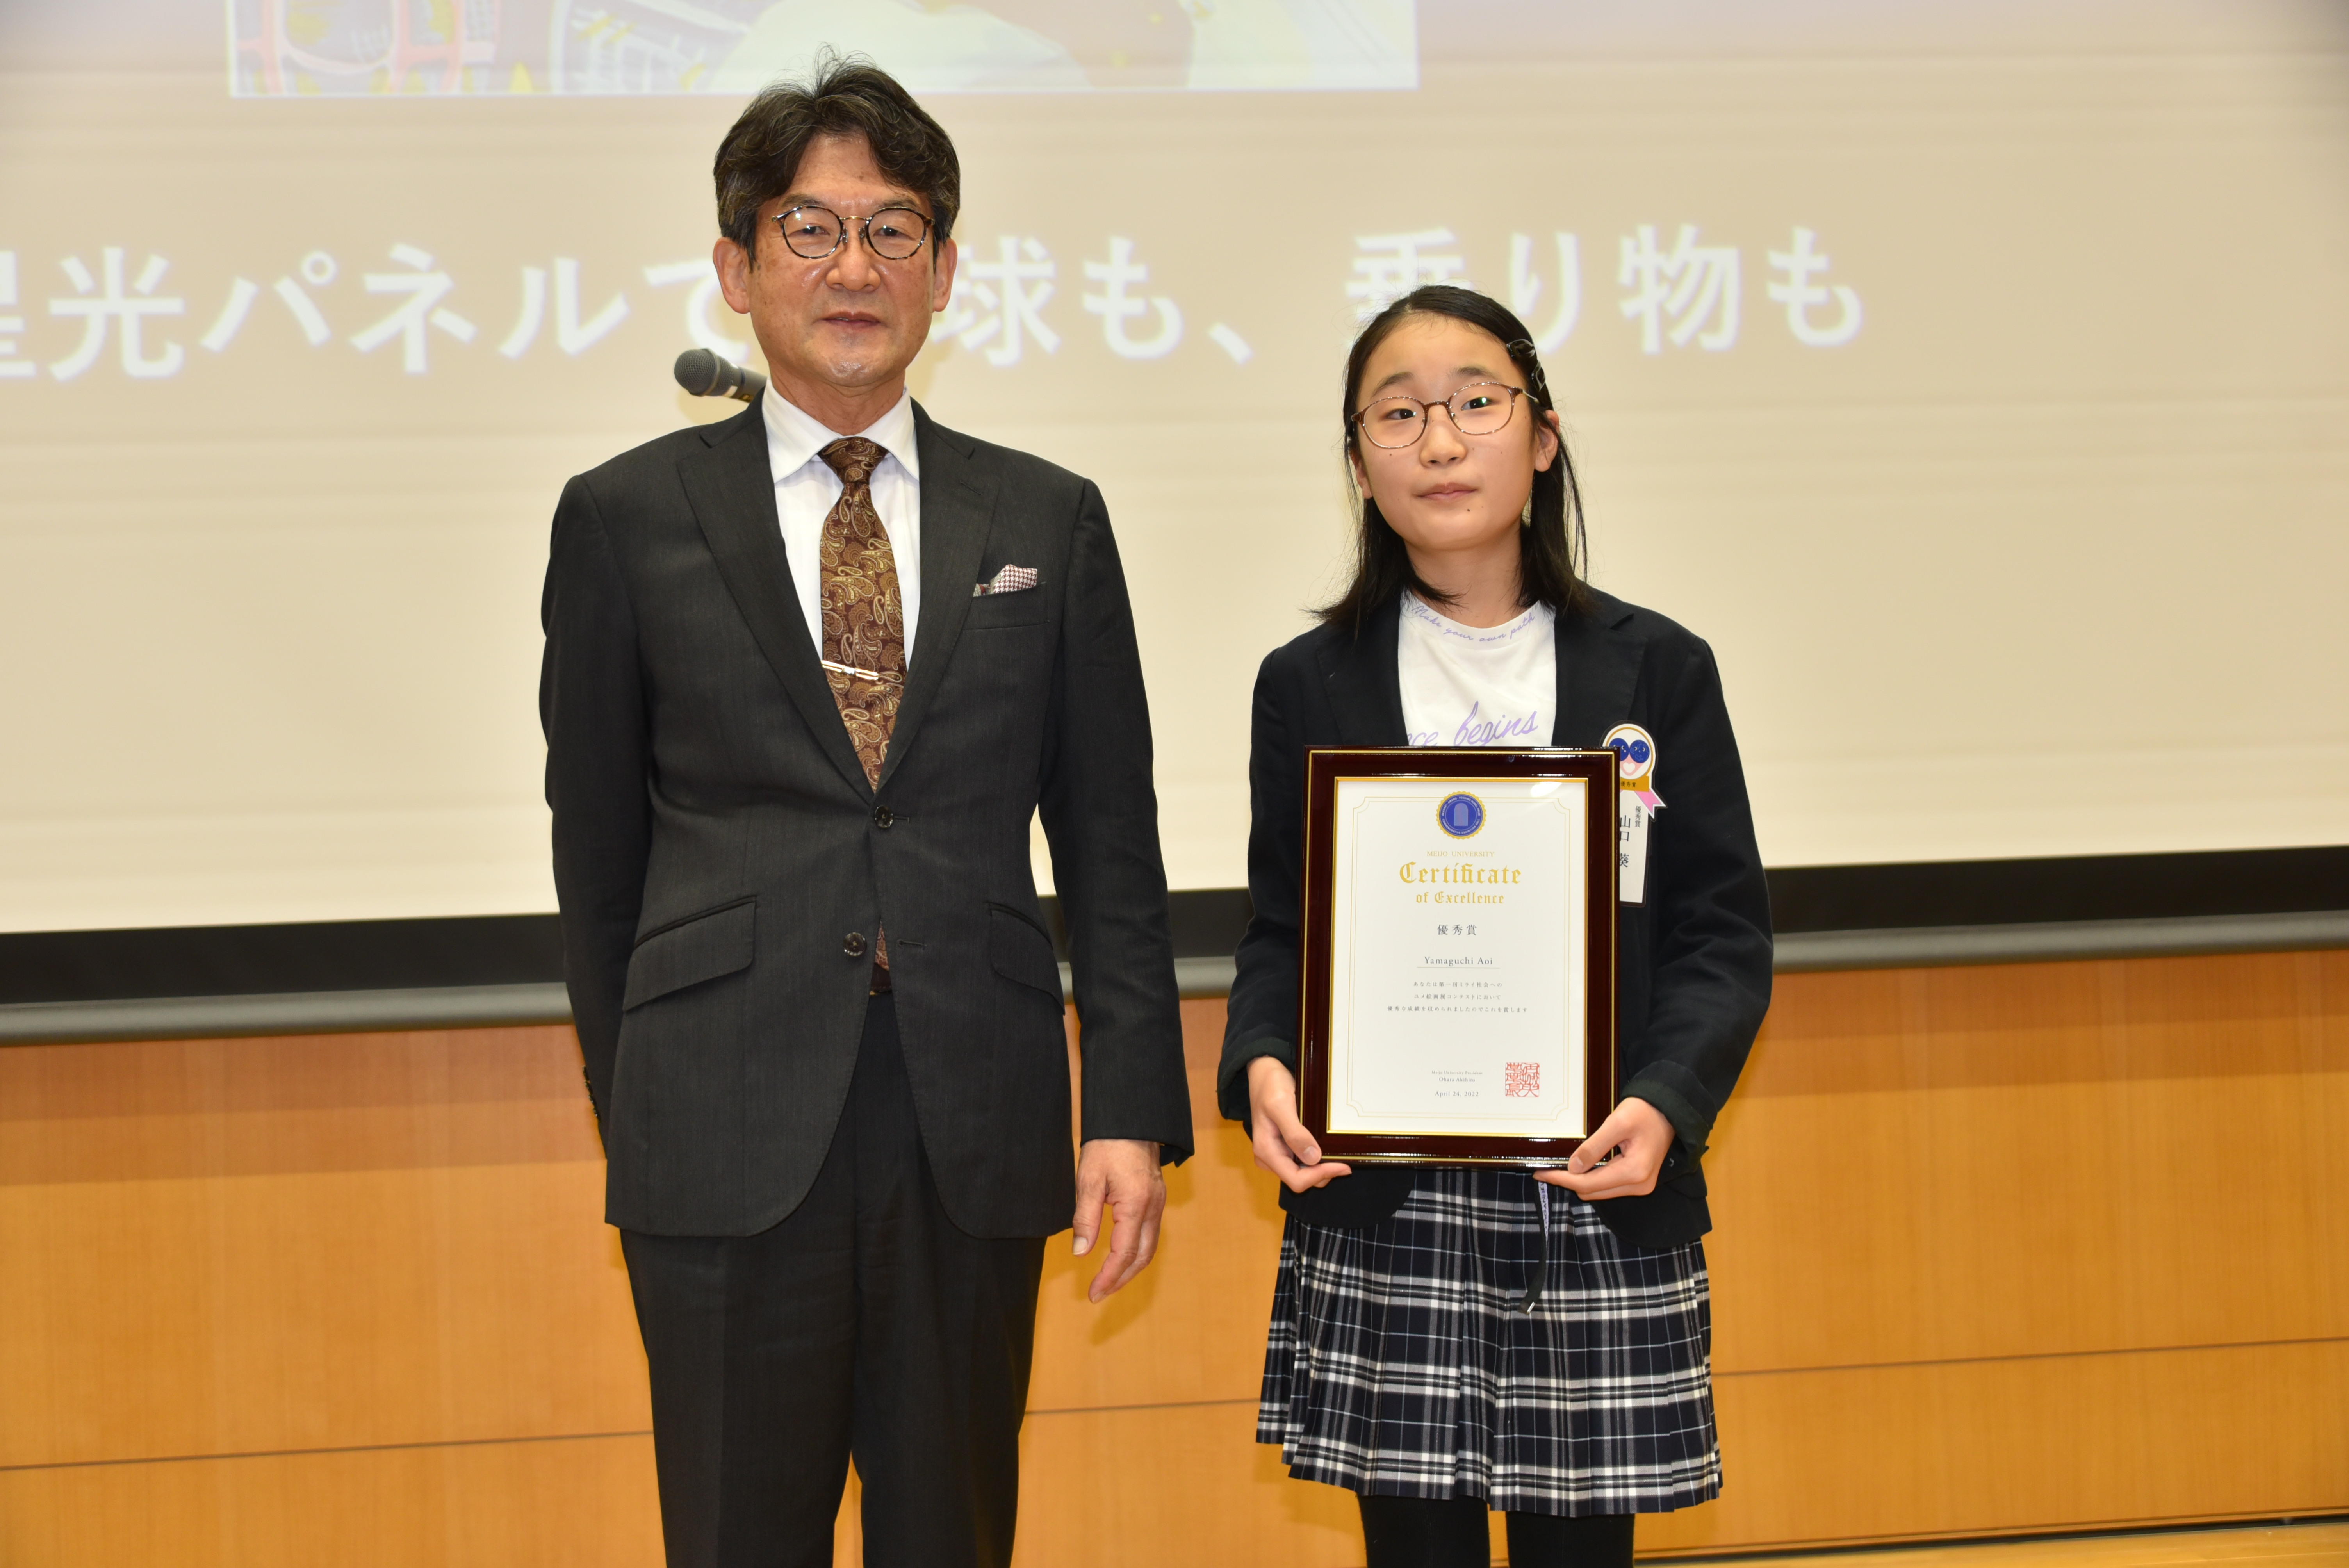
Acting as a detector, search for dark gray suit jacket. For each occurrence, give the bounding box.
[542,399,1191,1239]
[1217,589,1772,1250]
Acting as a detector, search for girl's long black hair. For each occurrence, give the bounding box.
[1319,285,1589,631]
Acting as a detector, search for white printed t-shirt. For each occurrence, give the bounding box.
[1397,592,1557,748]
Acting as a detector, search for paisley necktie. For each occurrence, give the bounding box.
[816,436,904,985]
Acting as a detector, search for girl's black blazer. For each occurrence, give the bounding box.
[1217,588,1774,1250]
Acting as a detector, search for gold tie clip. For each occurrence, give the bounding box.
[821,658,904,683]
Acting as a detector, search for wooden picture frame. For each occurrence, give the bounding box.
[1297,747,1619,1166]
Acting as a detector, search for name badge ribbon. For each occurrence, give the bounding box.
[1603,723,1663,905]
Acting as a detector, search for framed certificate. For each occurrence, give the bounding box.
[1297,748,1618,1166]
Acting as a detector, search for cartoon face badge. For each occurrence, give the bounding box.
[1602,723,1663,809]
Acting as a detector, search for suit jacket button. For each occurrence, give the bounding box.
[843,932,867,957]
[872,806,893,828]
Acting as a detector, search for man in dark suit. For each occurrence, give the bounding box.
[540,59,1191,1568]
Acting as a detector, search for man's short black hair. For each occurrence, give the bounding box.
[713,53,962,259]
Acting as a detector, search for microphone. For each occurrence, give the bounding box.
[673,347,766,403]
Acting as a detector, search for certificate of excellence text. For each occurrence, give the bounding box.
[1325,777,1589,1138]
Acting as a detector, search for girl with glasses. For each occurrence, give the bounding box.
[1219,286,1774,1567]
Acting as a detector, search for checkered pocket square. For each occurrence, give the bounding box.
[973,564,1039,596]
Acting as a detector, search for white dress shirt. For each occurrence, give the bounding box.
[761,384,923,666]
[1397,591,1557,748]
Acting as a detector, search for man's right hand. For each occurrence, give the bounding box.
[1246,1056,1353,1193]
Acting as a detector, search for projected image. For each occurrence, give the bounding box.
[17,0,2338,934]
[226,0,1417,96]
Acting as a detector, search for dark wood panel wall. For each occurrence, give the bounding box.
[3,950,2343,1566]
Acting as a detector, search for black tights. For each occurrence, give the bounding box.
[1358,1494,1634,1568]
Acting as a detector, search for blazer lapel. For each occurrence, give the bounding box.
[1553,589,1643,749]
[677,404,873,798]
[1317,595,1408,746]
[875,404,995,792]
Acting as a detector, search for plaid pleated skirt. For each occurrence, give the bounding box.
[1256,1167,1722,1516]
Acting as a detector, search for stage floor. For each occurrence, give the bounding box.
[1692,1523,2349,1568]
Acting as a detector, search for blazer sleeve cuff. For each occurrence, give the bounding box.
[1620,1060,1718,1158]
[1217,1034,1297,1128]
[1080,1128,1196,1166]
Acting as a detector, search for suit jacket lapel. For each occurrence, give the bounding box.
[875,404,995,792]
[1317,595,1408,746]
[677,403,873,798]
[1553,588,1643,749]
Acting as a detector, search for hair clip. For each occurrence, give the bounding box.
[1504,338,1551,397]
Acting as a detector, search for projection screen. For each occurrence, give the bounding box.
[1,0,2344,933]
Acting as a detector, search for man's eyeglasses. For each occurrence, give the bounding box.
[1353,382,1527,449]
[772,203,934,262]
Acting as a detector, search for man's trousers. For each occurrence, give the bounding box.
[620,994,1048,1568]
